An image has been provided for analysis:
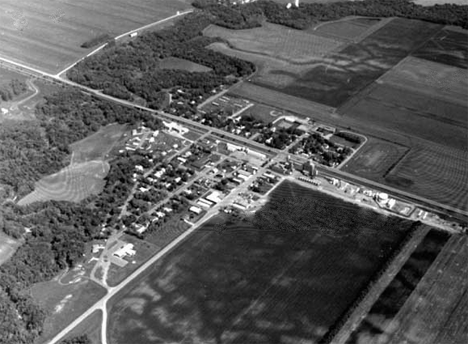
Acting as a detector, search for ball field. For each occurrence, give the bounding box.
[0,0,190,73]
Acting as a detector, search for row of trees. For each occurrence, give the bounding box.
[194,0,468,29]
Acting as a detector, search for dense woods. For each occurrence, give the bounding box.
[67,12,255,110]
[194,0,468,29]
[0,90,162,344]
[0,79,28,102]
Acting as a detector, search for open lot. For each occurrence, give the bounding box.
[412,28,468,69]
[18,160,110,205]
[204,22,343,64]
[61,310,102,344]
[107,181,414,344]
[282,18,442,107]
[31,278,106,344]
[379,56,468,106]
[70,123,128,164]
[0,0,190,73]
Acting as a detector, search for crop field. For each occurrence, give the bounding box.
[379,56,468,106]
[204,23,343,63]
[281,18,442,107]
[341,137,409,181]
[412,28,468,69]
[0,232,20,266]
[18,160,110,205]
[347,229,451,344]
[31,278,107,344]
[312,17,382,41]
[0,0,190,73]
[343,84,468,151]
[159,57,212,73]
[107,180,414,344]
[385,145,468,212]
[371,234,468,344]
[70,123,128,164]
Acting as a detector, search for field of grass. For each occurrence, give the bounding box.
[412,28,468,69]
[18,160,110,205]
[0,0,190,73]
[204,23,343,63]
[346,229,453,344]
[70,123,128,163]
[159,57,212,72]
[107,180,414,344]
[341,137,409,181]
[282,18,442,107]
[385,145,468,212]
[0,232,21,266]
[379,56,468,106]
[31,278,106,344]
[242,103,287,124]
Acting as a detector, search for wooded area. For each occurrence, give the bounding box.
[194,0,468,30]
[0,90,162,344]
[0,79,28,102]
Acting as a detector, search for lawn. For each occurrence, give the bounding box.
[70,123,128,163]
[204,22,343,63]
[159,57,212,73]
[107,180,414,344]
[0,0,191,73]
[18,160,110,205]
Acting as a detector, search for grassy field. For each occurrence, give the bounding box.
[282,18,442,107]
[341,137,409,181]
[385,145,468,212]
[159,57,212,72]
[204,23,343,63]
[242,103,288,124]
[18,160,110,205]
[0,0,190,73]
[375,234,468,344]
[379,56,468,106]
[347,230,450,344]
[70,123,128,164]
[312,17,381,41]
[0,232,21,266]
[31,278,106,344]
[107,180,414,344]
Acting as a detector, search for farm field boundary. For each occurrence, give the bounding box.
[322,224,431,344]
[378,56,468,107]
[380,234,468,344]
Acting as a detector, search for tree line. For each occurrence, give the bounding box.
[194,0,468,29]
[0,79,28,102]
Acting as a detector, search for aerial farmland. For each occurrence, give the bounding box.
[0,0,190,73]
